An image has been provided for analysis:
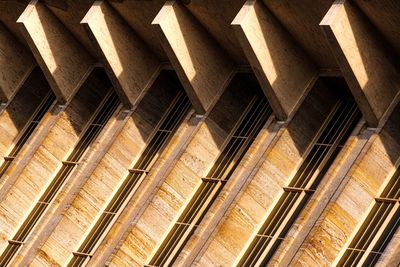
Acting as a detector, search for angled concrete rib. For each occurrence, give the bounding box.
[0,22,35,102]
[232,0,317,121]
[153,0,235,114]
[321,0,400,127]
[17,0,95,103]
[82,1,161,107]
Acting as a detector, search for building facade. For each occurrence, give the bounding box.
[0,0,399,266]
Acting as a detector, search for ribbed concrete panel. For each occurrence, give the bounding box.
[293,104,400,266]
[0,69,51,183]
[194,80,338,267]
[0,69,109,256]
[25,72,185,266]
[106,76,258,266]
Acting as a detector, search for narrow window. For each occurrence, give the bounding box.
[338,171,400,267]
[148,93,272,267]
[0,91,56,178]
[68,90,191,267]
[239,99,361,267]
[0,88,120,266]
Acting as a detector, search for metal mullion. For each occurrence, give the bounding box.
[297,103,355,188]
[191,181,224,227]
[166,99,191,133]
[254,192,303,266]
[351,203,387,251]
[358,203,393,250]
[316,101,350,146]
[8,92,55,158]
[301,104,359,190]
[369,207,400,265]
[158,92,186,130]
[317,101,351,146]
[81,213,115,255]
[165,182,223,266]
[69,125,102,162]
[264,192,300,237]
[321,102,357,147]
[294,102,357,189]
[292,145,328,189]
[215,137,247,181]
[244,236,271,267]
[8,123,37,158]
[233,97,265,138]
[159,93,188,131]
[345,203,391,264]
[40,165,75,203]
[67,89,114,161]
[384,175,400,199]
[0,245,20,266]
[134,92,184,169]
[31,91,54,121]
[152,91,184,137]
[154,224,189,265]
[140,131,170,171]
[357,203,399,266]
[243,193,294,264]
[288,101,342,188]
[207,96,258,178]
[161,222,198,266]
[218,103,270,180]
[77,212,114,255]
[260,193,295,236]
[356,202,399,266]
[179,182,215,225]
[93,92,119,126]
[135,131,167,171]
[14,203,47,241]
[105,172,145,215]
[88,89,114,125]
[212,100,267,179]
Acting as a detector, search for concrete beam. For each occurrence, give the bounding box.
[82,1,160,107]
[152,1,234,114]
[321,0,400,127]
[232,0,317,120]
[0,22,35,102]
[17,0,95,103]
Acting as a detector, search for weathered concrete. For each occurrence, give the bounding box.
[193,79,338,267]
[0,69,109,256]
[293,104,400,266]
[26,72,183,266]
